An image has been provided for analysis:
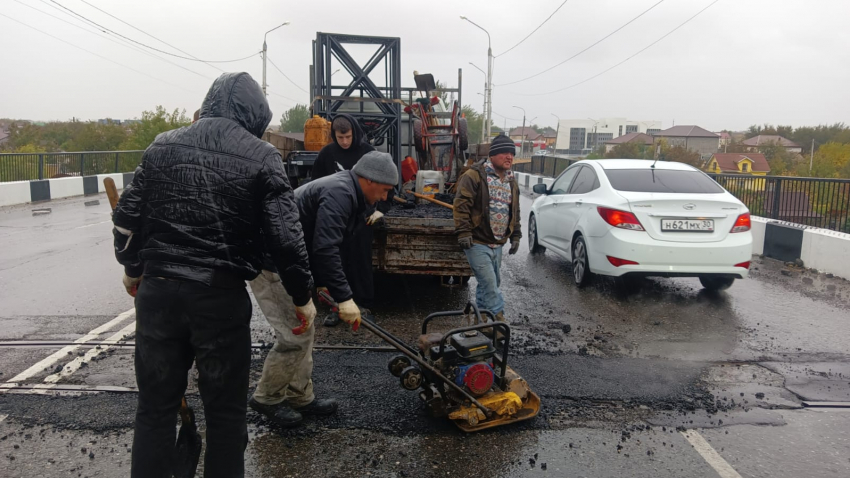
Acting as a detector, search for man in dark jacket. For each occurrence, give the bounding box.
[310,113,383,326]
[248,151,397,427]
[453,134,522,322]
[113,72,315,478]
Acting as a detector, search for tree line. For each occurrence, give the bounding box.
[1,106,191,153]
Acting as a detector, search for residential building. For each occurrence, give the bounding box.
[742,135,802,154]
[554,118,662,155]
[716,132,732,148]
[653,125,720,160]
[509,127,541,142]
[705,153,770,176]
[603,132,653,153]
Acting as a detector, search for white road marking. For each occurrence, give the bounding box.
[43,322,136,383]
[680,430,743,478]
[74,220,112,229]
[4,308,135,384]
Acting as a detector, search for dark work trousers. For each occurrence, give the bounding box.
[341,223,375,309]
[131,276,252,478]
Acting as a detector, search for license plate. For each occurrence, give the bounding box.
[661,218,714,232]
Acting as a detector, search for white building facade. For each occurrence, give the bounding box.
[554,118,662,155]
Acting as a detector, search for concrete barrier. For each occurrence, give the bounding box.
[0,175,126,208]
[0,181,34,207]
[750,216,768,255]
[96,173,124,192]
[800,228,850,278]
[48,177,85,199]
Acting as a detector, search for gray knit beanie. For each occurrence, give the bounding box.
[352,151,399,185]
[489,134,516,157]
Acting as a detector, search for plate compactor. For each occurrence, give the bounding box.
[319,292,540,432]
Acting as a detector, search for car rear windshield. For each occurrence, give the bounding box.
[604,169,724,194]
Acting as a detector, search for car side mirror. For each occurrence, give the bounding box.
[532,184,548,195]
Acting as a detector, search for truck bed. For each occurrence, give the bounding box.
[372,203,472,276]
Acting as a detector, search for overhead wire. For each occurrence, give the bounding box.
[76,0,226,73]
[507,0,722,97]
[496,0,570,58]
[0,12,194,92]
[267,89,302,104]
[48,0,260,63]
[267,57,309,93]
[16,0,212,80]
[498,0,667,86]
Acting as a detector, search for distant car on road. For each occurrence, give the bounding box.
[528,159,753,290]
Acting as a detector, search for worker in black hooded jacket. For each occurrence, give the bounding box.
[113,72,315,478]
[310,113,385,326]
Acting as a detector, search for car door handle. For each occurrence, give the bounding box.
[575,199,583,206]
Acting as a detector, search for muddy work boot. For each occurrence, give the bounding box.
[249,398,303,428]
[294,398,339,417]
[323,311,340,327]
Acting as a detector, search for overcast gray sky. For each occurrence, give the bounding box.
[1,0,848,132]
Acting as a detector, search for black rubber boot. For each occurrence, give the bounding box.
[294,398,339,417]
[249,398,303,428]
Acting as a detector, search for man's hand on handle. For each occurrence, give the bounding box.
[337,299,362,331]
[291,298,317,335]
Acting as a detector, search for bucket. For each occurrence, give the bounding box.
[415,170,444,203]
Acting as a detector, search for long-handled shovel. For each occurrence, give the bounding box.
[103,177,202,477]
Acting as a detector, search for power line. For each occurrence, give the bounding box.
[508,0,722,97]
[267,89,302,104]
[16,0,212,80]
[493,111,520,121]
[496,0,571,58]
[48,1,259,63]
[498,0,667,86]
[267,57,308,93]
[77,0,225,73]
[0,12,193,92]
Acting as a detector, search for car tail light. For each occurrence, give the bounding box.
[730,213,751,233]
[597,207,645,231]
[735,261,751,269]
[607,256,639,267]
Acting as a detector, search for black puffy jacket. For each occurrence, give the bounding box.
[311,113,375,180]
[113,72,313,304]
[295,170,369,303]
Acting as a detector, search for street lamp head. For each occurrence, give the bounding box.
[460,16,467,20]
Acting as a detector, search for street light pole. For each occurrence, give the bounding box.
[513,106,526,157]
[470,63,488,144]
[262,22,290,97]
[587,117,599,153]
[551,113,561,154]
[461,16,492,142]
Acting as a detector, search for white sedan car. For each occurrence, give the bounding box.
[528,160,753,290]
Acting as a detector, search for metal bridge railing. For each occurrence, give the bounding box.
[0,151,144,183]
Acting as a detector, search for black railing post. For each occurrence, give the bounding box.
[771,177,782,220]
[80,153,85,177]
[38,154,44,180]
[115,152,120,173]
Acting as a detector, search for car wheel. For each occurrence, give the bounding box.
[528,214,545,254]
[572,235,591,288]
[699,276,735,291]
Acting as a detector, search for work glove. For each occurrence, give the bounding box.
[509,240,520,255]
[366,210,384,226]
[292,298,317,335]
[122,273,141,297]
[337,299,362,332]
[458,236,473,250]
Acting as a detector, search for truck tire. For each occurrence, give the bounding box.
[457,117,469,152]
[413,119,426,153]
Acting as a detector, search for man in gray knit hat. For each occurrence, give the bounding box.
[248,151,397,428]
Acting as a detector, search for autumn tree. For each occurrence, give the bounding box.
[121,106,191,150]
[280,104,310,133]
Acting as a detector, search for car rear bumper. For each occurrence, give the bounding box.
[587,228,752,278]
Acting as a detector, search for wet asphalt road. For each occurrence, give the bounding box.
[1,191,849,477]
